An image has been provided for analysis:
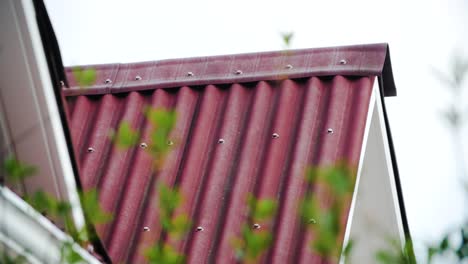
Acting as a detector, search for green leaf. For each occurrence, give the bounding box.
[168,214,191,238]
[3,156,37,183]
[72,67,97,87]
[61,241,85,264]
[112,121,140,149]
[252,198,277,220]
[80,189,112,224]
[324,167,352,197]
[343,239,354,258]
[242,226,273,260]
[280,32,294,48]
[158,183,181,217]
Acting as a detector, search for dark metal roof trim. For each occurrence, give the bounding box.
[63,43,397,97]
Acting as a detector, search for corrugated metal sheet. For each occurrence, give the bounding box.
[63,44,387,264]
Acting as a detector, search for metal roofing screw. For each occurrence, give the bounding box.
[140,142,148,149]
[143,226,150,232]
[60,81,65,87]
[285,64,293,69]
[327,128,334,134]
[135,75,142,81]
[235,70,243,75]
[253,223,261,229]
[339,59,347,65]
[87,244,94,253]
[167,140,174,146]
[105,78,112,84]
[187,71,194,77]
[87,147,95,153]
[218,138,225,144]
[309,218,317,224]
[196,226,204,232]
[272,133,280,139]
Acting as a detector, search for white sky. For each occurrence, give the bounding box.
[45,0,468,261]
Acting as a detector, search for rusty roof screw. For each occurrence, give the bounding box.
[167,140,174,146]
[327,128,334,134]
[218,138,225,144]
[272,133,280,139]
[235,70,243,75]
[105,78,112,84]
[339,59,347,65]
[285,64,293,69]
[143,226,150,232]
[196,226,204,232]
[140,142,148,149]
[187,71,194,77]
[253,223,261,229]
[135,75,142,81]
[309,218,317,224]
[87,147,95,153]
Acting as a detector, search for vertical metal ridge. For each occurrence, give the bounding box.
[294,77,334,264]
[69,95,97,162]
[129,86,201,264]
[207,83,256,264]
[342,77,374,164]
[165,85,224,253]
[213,81,276,263]
[268,78,323,264]
[182,84,231,257]
[186,83,252,263]
[106,90,171,262]
[79,95,122,190]
[96,92,147,244]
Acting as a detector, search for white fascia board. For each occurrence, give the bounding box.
[340,81,405,263]
[0,186,100,264]
[0,0,85,230]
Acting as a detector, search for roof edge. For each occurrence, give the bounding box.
[63,43,397,97]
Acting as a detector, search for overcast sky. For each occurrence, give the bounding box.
[44,0,468,261]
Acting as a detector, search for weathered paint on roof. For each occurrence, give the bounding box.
[63,44,387,264]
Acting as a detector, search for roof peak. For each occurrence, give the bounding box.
[64,43,396,97]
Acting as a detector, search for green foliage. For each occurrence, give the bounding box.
[300,163,356,260]
[232,195,278,263]
[375,238,415,264]
[145,243,185,264]
[111,121,140,149]
[0,252,27,264]
[427,225,468,263]
[72,67,97,87]
[247,195,277,221]
[25,190,71,218]
[60,241,86,264]
[145,107,177,159]
[144,183,190,264]
[80,189,112,225]
[2,155,37,183]
[280,32,294,48]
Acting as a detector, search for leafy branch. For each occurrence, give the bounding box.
[231,195,278,263]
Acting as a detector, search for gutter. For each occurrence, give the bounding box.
[0,186,100,264]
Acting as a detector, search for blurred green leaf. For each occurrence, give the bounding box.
[72,67,97,87]
[281,32,294,48]
[112,121,140,149]
[0,252,28,264]
[158,183,181,217]
[80,189,112,224]
[3,156,37,183]
[252,198,277,220]
[145,243,185,264]
[168,214,191,238]
[343,239,354,259]
[61,241,85,264]
[242,226,273,260]
[325,167,352,197]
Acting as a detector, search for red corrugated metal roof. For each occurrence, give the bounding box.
[63,43,392,264]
